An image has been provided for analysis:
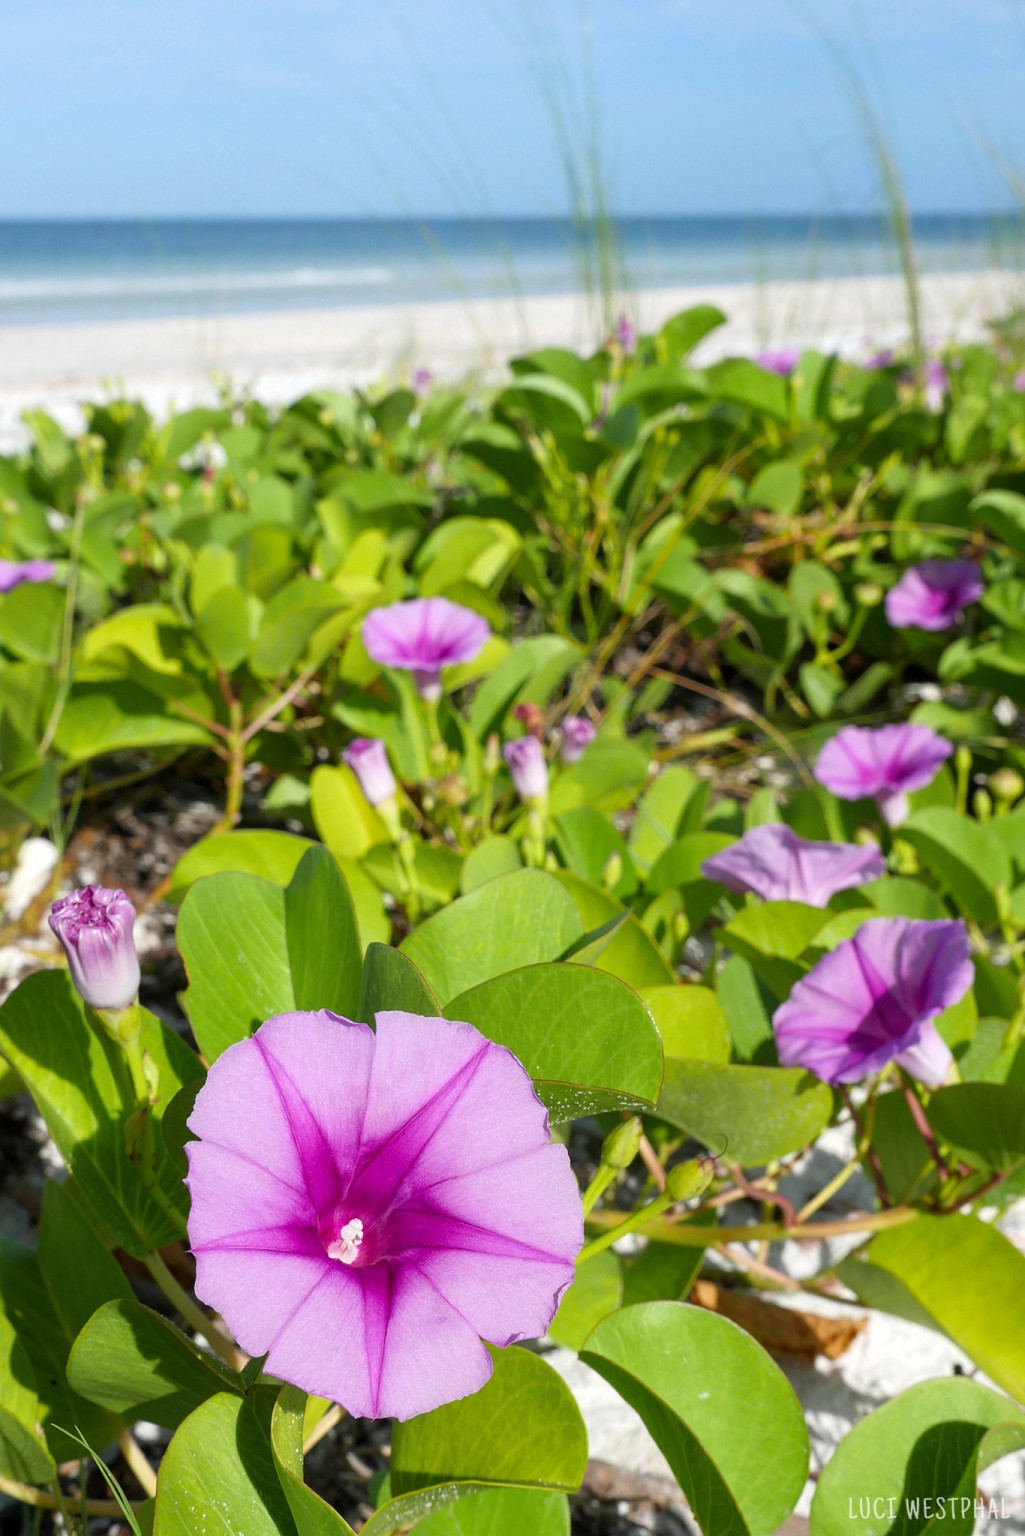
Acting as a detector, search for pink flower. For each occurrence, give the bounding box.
[185,1009,582,1420]
[1013,370,1025,393]
[343,738,397,807]
[49,885,140,1012]
[863,348,895,370]
[756,348,798,376]
[884,560,983,632]
[412,368,433,398]
[363,598,490,701]
[560,717,597,765]
[503,737,549,802]
[701,824,885,905]
[773,917,970,1086]
[814,723,952,827]
[0,558,55,593]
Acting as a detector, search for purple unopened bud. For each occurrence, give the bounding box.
[756,348,798,377]
[560,717,597,764]
[49,885,140,1012]
[614,315,637,355]
[503,737,549,803]
[342,738,397,807]
[412,367,433,399]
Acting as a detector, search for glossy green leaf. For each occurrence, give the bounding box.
[658,1060,833,1166]
[554,872,675,988]
[68,1300,241,1428]
[642,984,730,1062]
[900,807,1012,925]
[811,1378,1025,1536]
[271,1387,358,1535]
[153,1391,296,1536]
[400,869,583,1005]
[867,1213,1025,1401]
[179,846,362,1059]
[386,1345,587,1506]
[927,1082,1025,1170]
[581,1302,808,1536]
[357,941,440,1024]
[0,973,200,1255]
[169,830,315,899]
[447,962,663,1120]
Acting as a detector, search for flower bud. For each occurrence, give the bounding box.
[855,581,883,608]
[484,732,502,776]
[973,788,993,823]
[503,737,549,803]
[989,768,1024,807]
[665,1156,715,1204]
[512,702,544,739]
[600,1116,643,1171]
[560,717,597,764]
[49,886,140,1012]
[343,738,397,808]
[815,588,838,614]
[436,773,468,807]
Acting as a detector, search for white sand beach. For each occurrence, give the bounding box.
[0,267,1021,444]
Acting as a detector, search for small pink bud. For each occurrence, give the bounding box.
[342,738,397,807]
[49,885,140,1012]
[503,737,549,803]
[560,717,597,764]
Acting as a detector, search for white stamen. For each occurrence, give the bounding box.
[327,1218,364,1265]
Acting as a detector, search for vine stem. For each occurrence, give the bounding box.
[118,1429,158,1498]
[144,1250,244,1369]
[583,1203,917,1248]
[0,1475,132,1518]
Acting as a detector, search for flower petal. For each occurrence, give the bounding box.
[894,1023,955,1088]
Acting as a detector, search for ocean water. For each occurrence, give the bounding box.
[0,215,1017,326]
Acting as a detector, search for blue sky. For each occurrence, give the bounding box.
[2,0,1023,216]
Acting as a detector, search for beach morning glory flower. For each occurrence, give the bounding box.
[185,1008,582,1421]
[0,558,55,593]
[560,717,597,764]
[773,916,971,1086]
[363,598,490,701]
[884,560,983,632]
[412,367,433,398]
[924,359,949,413]
[343,738,397,808]
[49,885,141,1012]
[701,823,885,905]
[814,723,953,827]
[504,737,549,803]
[757,348,799,376]
[863,348,895,370]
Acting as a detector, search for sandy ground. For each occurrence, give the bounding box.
[0,267,1022,446]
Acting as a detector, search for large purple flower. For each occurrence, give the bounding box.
[49,885,140,1012]
[363,598,490,701]
[814,723,952,827]
[884,560,983,632]
[0,558,55,593]
[185,1009,582,1421]
[773,917,971,1086]
[702,824,885,906]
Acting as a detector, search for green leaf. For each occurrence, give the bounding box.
[627,766,707,877]
[467,637,582,740]
[642,984,730,1062]
[0,1180,133,1467]
[460,836,524,892]
[0,580,65,663]
[153,1391,296,1536]
[658,1061,833,1166]
[900,807,1012,925]
[446,963,663,1121]
[659,304,726,360]
[357,942,440,1024]
[705,357,791,422]
[403,1488,570,1536]
[179,847,362,1060]
[581,1303,808,1536]
[196,585,251,671]
[249,575,345,678]
[377,1345,586,1536]
[67,1300,242,1428]
[927,1082,1025,1170]
[810,1378,1025,1536]
[169,829,316,899]
[0,973,200,1256]
[867,1213,1025,1401]
[270,1387,357,1535]
[400,869,582,1006]
[0,1304,55,1483]
[310,763,388,862]
[284,846,362,1016]
[554,872,675,988]
[55,681,216,765]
